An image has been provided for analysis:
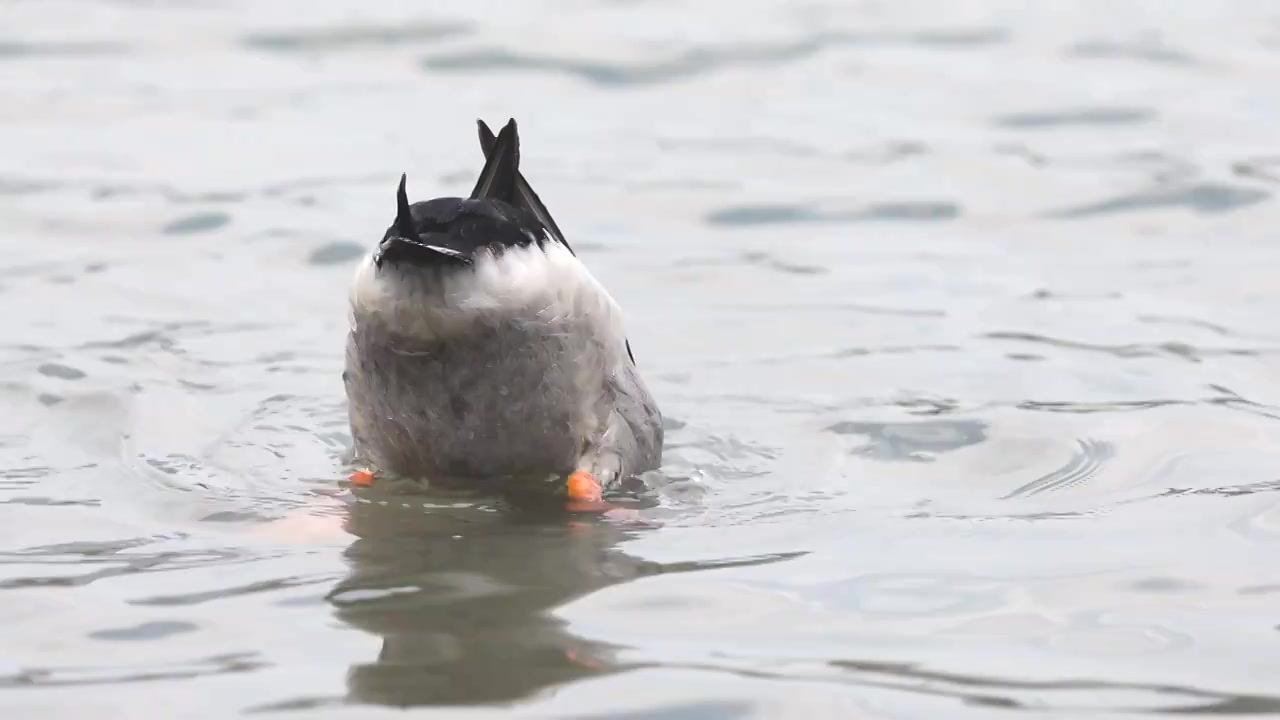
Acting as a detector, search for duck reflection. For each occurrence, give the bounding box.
[327,490,660,707]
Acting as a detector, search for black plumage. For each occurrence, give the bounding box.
[374,119,562,269]
[372,117,637,366]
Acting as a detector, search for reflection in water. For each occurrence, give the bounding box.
[329,498,629,706]
[328,493,798,707]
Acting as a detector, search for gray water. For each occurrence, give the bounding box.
[4,1,1280,717]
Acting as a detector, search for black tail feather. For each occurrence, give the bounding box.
[469,118,519,204]
[394,173,417,240]
[476,118,574,255]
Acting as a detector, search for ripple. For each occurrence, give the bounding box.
[826,420,988,462]
[79,327,181,351]
[1140,479,1280,501]
[525,651,1280,714]
[0,174,385,205]
[0,537,259,590]
[558,701,756,720]
[74,320,278,364]
[1238,584,1280,596]
[1068,39,1197,66]
[825,659,1280,714]
[1017,399,1182,415]
[88,620,198,642]
[161,212,232,236]
[0,466,53,489]
[0,652,263,688]
[834,344,960,359]
[910,29,1009,47]
[982,330,1272,362]
[852,201,961,222]
[1233,156,1280,184]
[307,241,364,266]
[657,429,779,490]
[423,29,1006,87]
[1012,385,1280,421]
[243,21,469,52]
[704,205,817,225]
[1137,314,1234,336]
[0,176,57,195]
[907,509,1093,522]
[995,106,1155,129]
[658,136,823,158]
[713,301,945,319]
[129,574,336,606]
[424,44,828,86]
[0,496,99,507]
[657,136,927,164]
[738,251,825,275]
[1046,182,1271,218]
[36,362,86,380]
[1003,438,1114,498]
[0,39,125,60]
[1129,576,1202,593]
[705,201,960,226]
[663,433,778,465]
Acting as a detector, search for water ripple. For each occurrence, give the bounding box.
[0,39,125,60]
[1015,385,1280,422]
[243,21,470,52]
[1046,182,1271,218]
[983,331,1274,362]
[824,659,1280,714]
[827,420,988,463]
[0,653,264,689]
[1134,480,1280,503]
[995,106,1156,129]
[422,29,1007,87]
[129,574,338,607]
[1068,38,1198,66]
[706,201,961,226]
[1003,438,1115,498]
[1233,156,1280,184]
[0,538,262,590]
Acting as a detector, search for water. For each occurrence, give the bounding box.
[4,1,1280,717]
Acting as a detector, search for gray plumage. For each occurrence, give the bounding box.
[342,118,662,494]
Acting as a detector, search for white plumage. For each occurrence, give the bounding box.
[350,238,629,371]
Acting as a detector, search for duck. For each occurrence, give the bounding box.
[342,118,662,503]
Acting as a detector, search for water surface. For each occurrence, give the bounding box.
[4,1,1280,717]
